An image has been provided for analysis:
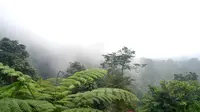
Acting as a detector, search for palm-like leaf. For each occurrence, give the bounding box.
[0,63,23,77]
[0,63,138,112]
[62,108,103,112]
[59,88,139,108]
[0,63,51,100]
[61,69,107,90]
[0,98,56,112]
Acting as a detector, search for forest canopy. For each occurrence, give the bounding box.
[1,37,200,112]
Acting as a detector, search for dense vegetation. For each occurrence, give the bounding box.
[1,37,200,112]
[0,62,138,112]
[0,38,37,79]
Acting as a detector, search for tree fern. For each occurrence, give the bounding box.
[0,63,23,77]
[0,98,56,112]
[62,108,103,112]
[0,63,23,85]
[0,80,52,100]
[0,63,51,100]
[39,69,107,98]
[59,88,139,108]
[60,69,107,90]
[37,78,69,95]
[39,69,138,111]
[0,65,139,112]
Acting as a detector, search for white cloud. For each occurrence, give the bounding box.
[0,0,200,58]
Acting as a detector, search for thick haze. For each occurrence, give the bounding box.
[0,0,200,59]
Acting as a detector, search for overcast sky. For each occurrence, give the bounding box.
[0,0,200,59]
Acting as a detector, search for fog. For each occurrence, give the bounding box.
[1,0,200,77]
[2,2,200,111]
[0,17,106,77]
[1,0,200,57]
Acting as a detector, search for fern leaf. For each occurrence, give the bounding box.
[59,88,139,107]
[60,69,107,90]
[1,68,15,74]
[0,63,22,77]
[62,108,103,112]
[26,99,56,112]
[0,65,10,70]
[0,98,56,112]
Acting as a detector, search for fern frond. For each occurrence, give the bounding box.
[38,69,107,98]
[0,63,60,101]
[0,82,21,98]
[60,69,107,90]
[0,63,23,77]
[0,64,10,70]
[62,108,103,112]
[59,88,139,107]
[1,68,15,75]
[0,98,56,112]
[0,75,52,100]
[25,99,56,112]
[36,79,69,100]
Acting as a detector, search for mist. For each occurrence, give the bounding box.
[2,1,200,112]
[0,17,106,78]
[1,12,200,79]
[1,0,200,59]
[1,0,200,79]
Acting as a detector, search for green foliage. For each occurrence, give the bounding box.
[0,62,23,85]
[62,108,103,112]
[0,62,138,112]
[59,88,138,108]
[0,75,51,100]
[61,69,107,91]
[65,61,97,93]
[42,68,138,111]
[65,61,86,77]
[0,98,56,112]
[0,77,6,86]
[38,69,108,103]
[174,72,198,81]
[0,63,50,100]
[137,58,200,89]
[101,46,135,74]
[0,37,37,78]
[140,80,200,112]
[102,71,134,90]
[188,101,200,112]
[100,47,136,89]
[99,47,139,111]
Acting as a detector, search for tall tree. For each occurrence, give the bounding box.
[65,61,86,77]
[99,46,138,112]
[101,46,135,75]
[0,37,37,78]
[99,46,138,91]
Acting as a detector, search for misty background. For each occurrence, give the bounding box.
[0,0,200,84]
